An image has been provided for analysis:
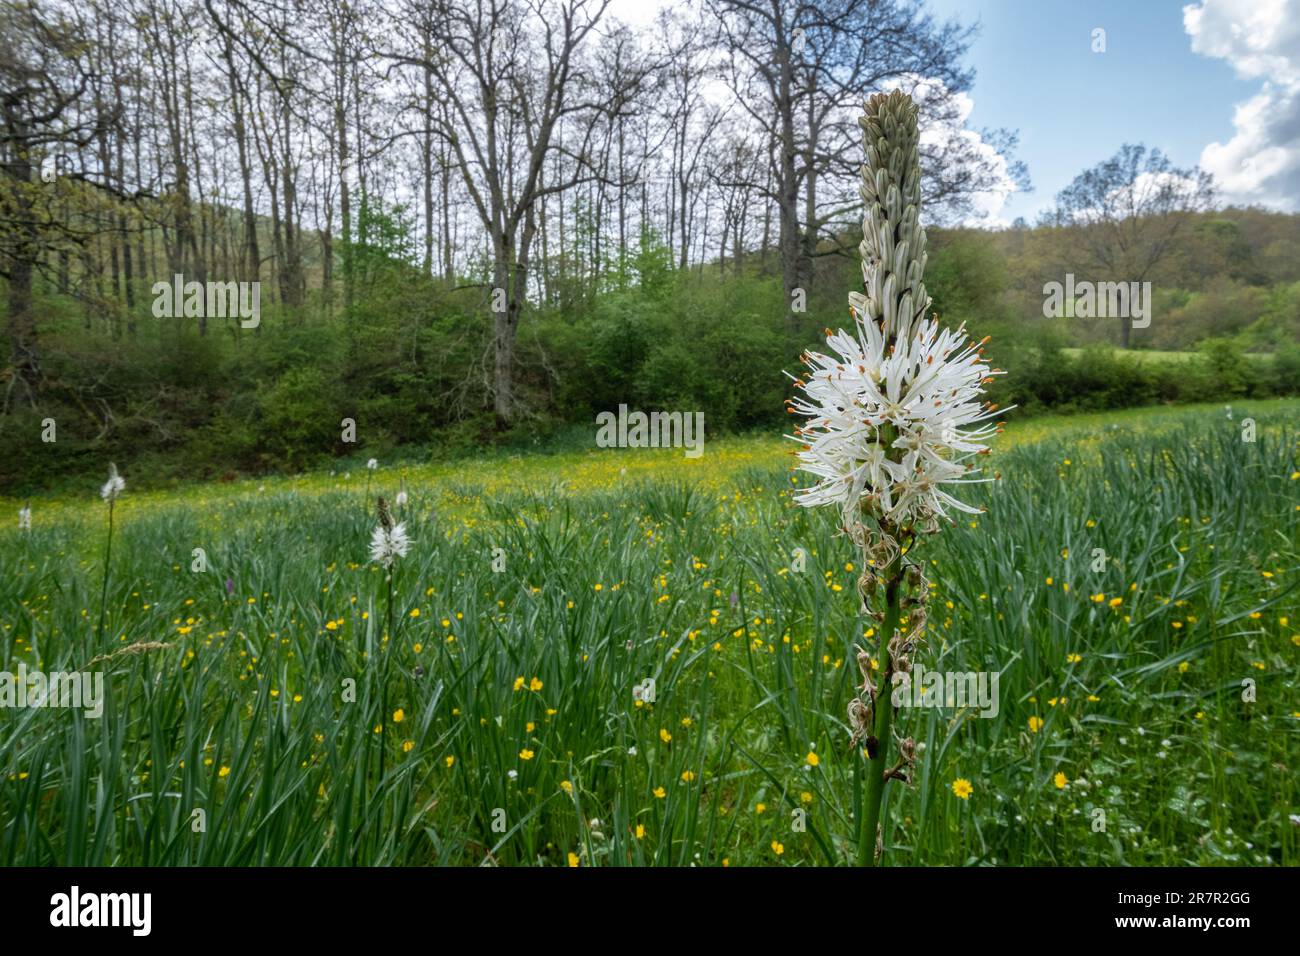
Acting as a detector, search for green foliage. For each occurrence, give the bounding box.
[1269,344,1300,395]
[252,367,345,471]
[927,230,1011,320]
[532,269,796,436]
[6,203,1299,496]
[1194,337,1257,399]
[632,229,674,302]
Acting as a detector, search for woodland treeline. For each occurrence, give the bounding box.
[2,1,1017,404]
[1,0,1297,493]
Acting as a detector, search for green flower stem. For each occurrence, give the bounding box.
[96,499,115,647]
[858,569,902,866]
[386,569,395,645]
[380,568,395,788]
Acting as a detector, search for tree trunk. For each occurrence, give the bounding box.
[2,108,41,408]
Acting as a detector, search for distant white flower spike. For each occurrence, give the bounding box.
[369,522,411,568]
[18,505,32,531]
[100,463,126,503]
[367,458,378,471]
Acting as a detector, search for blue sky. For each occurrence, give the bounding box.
[926,0,1264,222]
[610,0,1299,222]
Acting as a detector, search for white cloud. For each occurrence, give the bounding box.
[1185,0,1300,210]
[884,75,1022,227]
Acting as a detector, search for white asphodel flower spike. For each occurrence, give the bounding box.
[786,90,1007,534]
[101,462,126,503]
[367,458,379,471]
[369,523,411,568]
[785,91,1010,867]
[369,497,411,568]
[18,504,32,531]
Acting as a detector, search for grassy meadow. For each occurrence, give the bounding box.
[2,400,1298,866]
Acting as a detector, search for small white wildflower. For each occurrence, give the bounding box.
[369,522,411,568]
[18,505,31,531]
[100,463,126,502]
[367,458,378,471]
